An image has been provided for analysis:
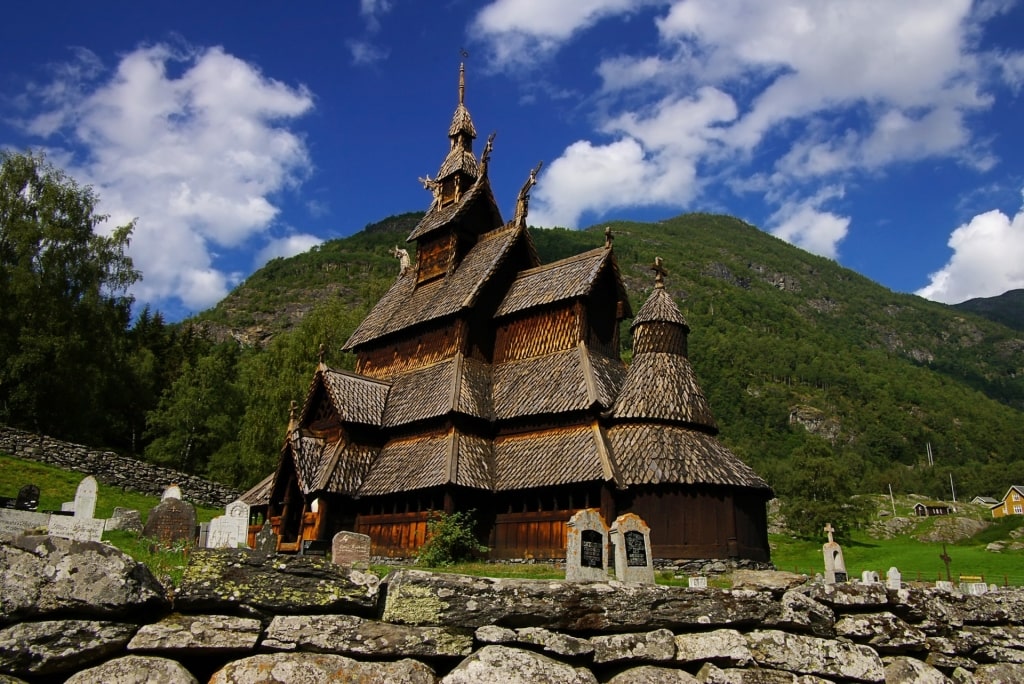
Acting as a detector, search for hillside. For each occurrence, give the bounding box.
[954,288,1024,332]
[190,212,1024,498]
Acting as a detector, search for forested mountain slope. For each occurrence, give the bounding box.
[954,289,1024,332]
[187,212,1024,499]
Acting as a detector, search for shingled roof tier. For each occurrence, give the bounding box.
[357,428,494,495]
[494,247,630,319]
[631,286,690,329]
[492,345,625,421]
[608,352,718,429]
[313,367,391,427]
[406,171,503,242]
[608,424,770,490]
[317,438,378,495]
[345,223,526,349]
[382,354,493,427]
[239,472,274,506]
[493,424,612,491]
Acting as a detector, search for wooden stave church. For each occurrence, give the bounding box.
[242,65,773,562]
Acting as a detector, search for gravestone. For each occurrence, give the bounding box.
[565,509,609,582]
[301,539,330,556]
[207,500,250,549]
[198,522,210,548]
[610,513,655,585]
[822,523,848,584]
[688,576,708,589]
[106,507,144,534]
[255,522,278,553]
[886,567,902,590]
[0,508,50,536]
[142,487,197,545]
[861,570,879,585]
[961,582,988,595]
[73,476,98,519]
[61,501,75,513]
[332,531,371,568]
[935,580,955,592]
[48,515,105,542]
[16,484,39,511]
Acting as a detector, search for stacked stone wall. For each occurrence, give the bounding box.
[0,426,240,508]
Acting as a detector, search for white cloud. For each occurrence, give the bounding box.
[472,0,652,68]
[916,191,1024,303]
[360,0,393,31]
[18,44,314,311]
[347,39,390,65]
[768,187,850,258]
[255,233,323,267]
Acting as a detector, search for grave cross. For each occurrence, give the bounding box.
[939,544,953,582]
[824,522,835,545]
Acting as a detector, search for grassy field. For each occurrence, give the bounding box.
[4,451,1023,586]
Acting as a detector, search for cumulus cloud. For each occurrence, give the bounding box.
[255,233,323,267]
[916,191,1024,303]
[17,44,314,311]
[767,187,850,259]
[476,0,1010,262]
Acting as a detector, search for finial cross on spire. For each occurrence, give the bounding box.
[651,256,668,289]
[288,400,298,421]
[824,522,835,544]
[604,227,614,249]
[318,343,326,366]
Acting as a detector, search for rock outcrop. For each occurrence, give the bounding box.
[3,536,1024,683]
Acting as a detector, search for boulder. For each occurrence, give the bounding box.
[607,665,699,683]
[696,662,829,683]
[0,534,167,625]
[383,570,791,632]
[802,582,888,608]
[441,645,597,684]
[515,627,594,657]
[590,629,676,664]
[674,629,752,667]
[128,614,262,653]
[760,589,834,637]
[261,614,473,658]
[730,570,808,593]
[0,619,137,676]
[174,549,379,617]
[973,662,1024,683]
[209,653,437,684]
[882,656,951,684]
[63,655,199,684]
[745,629,885,682]
[834,611,928,652]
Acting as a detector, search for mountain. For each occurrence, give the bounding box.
[954,289,1024,332]
[191,212,1024,498]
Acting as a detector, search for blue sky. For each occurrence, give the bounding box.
[2,1,1023,321]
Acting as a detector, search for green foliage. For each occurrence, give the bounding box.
[0,150,139,442]
[417,510,488,567]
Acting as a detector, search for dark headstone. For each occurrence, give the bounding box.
[255,523,278,553]
[301,539,330,556]
[142,498,197,546]
[625,530,647,567]
[581,530,604,568]
[16,484,39,511]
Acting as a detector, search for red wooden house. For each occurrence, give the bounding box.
[243,65,773,562]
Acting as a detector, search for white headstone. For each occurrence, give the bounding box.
[688,576,708,589]
[565,509,609,582]
[610,513,655,585]
[886,567,902,590]
[162,485,183,501]
[960,582,988,595]
[861,570,879,584]
[61,502,75,512]
[73,476,98,520]
[0,508,51,536]
[935,580,955,592]
[206,500,250,549]
[822,523,848,584]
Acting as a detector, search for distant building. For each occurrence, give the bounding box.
[991,486,1024,518]
[971,495,998,506]
[914,502,953,517]
[241,64,774,562]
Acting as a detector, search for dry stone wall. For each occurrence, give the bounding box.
[3,535,1024,683]
[0,426,239,508]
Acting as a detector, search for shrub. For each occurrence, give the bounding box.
[417,510,488,567]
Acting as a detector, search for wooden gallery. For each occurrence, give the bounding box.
[242,66,773,563]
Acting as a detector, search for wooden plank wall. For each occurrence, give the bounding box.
[489,509,572,559]
[495,306,579,363]
[357,321,463,378]
[355,511,431,557]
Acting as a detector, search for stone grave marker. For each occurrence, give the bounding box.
[960,581,988,595]
[565,509,609,582]
[886,567,902,590]
[207,500,250,549]
[822,523,848,584]
[255,522,277,553]
[60,501,75,513]
[610,513,655,585]
[106,507,144,534]
[16,484,39,511]
[935,580,955,592]
[48,515,105,542]
[73,476,98,520]
[332,531,371,568]
[142,487,197,545]
[0,508,50,536]
[197,522,210,548]
[688,576,708,589]
[301,539,330,556]
[861,570,879,584]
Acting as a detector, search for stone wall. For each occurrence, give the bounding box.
[2,535,1024,683]
[0,426,240,508]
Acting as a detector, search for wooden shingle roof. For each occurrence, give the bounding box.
[357,428,494,495]
[632,287,689,329]
[382,354,493,427]
[316,439,378,496]
[492,346,626,421]
[493,424,613,491]
[494,247,629,319]
[344,223,525,350]
[316,368,391,427]
[239,472,274,506]
[608,424,770,490]
[608,352,718,430]
[406,173,502,241]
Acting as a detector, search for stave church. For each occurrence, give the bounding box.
[242,65,773,562]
